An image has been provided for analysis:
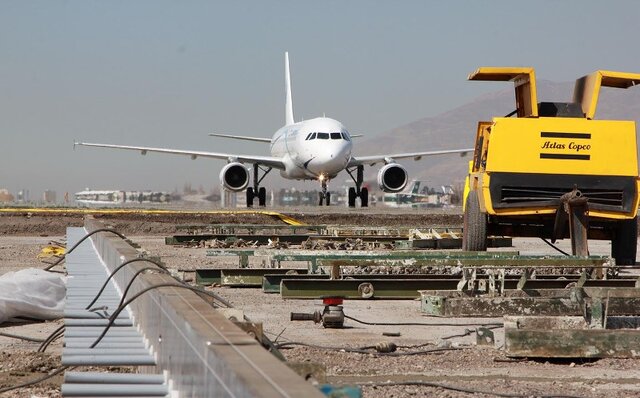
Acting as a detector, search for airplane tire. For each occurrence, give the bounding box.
[246,187,254,208]
[326,192,331,206]
[360,188,369,207]
[318,192,324,206]
[612,216,637,265]
[348,188,356,207]
[462,190,487,251]
[258,187,267,207]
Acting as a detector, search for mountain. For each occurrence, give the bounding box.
[356,80,640,189]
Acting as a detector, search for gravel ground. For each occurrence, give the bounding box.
[1,210,640,397]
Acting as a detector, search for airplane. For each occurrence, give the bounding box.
[75,53,472,208]
[382,180,424,207]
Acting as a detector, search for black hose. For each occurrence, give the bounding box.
[109,267,170,312]
[274,341,461,356]
[43,228,128,271]
[344,314,503,328]
[0,366,70,394]
[540,237,571,256]
[84,257,170,310]
[90,283,232,348]
[37,324,65,353]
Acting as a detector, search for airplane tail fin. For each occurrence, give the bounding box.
[411,181,421,194]
[285,52,295,125]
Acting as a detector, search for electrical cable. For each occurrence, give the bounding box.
[84,257,170,310]
[89,283,233,348]
[37,324,65,353]
[38,328,65,353]
[344,314,503,328]
[540,237,571,256]
[43,228,128,271]
[0,366,71,394]
[273,341,462,356]
[358,381,584,398]
[0,330,46,343]
[109,266,170,313]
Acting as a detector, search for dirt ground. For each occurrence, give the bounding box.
[1,210,639,397]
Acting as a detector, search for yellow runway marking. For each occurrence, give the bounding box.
[0,208,306,226]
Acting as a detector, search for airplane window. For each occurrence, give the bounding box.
[310,132,317,140]
[341,132,350,141]
[317,133,329,139]
[305,133,313,140]
[331,132,342,140]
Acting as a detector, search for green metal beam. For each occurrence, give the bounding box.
[505,316,640,358]
[280,278,638,299]
[195,268,307,286]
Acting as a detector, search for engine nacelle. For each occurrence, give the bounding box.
[377,163,408,193]
[220,162,250,192]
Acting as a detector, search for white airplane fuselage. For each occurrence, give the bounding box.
[270,117,352,181]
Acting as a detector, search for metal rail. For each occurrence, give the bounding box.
[77,218,323,397]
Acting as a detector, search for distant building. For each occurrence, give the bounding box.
[16,189,29,203]
[0,189,14,203]
[43,190,57,204]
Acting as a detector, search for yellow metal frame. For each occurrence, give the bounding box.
[468,67,538,117]
[574,70,640,119]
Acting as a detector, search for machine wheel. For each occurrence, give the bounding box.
[258,187,267,207]
[326,192,331,206]
[348,188,356,207]
[612,216,637,265]
[318,192,324,206]
[246,187,254,207]
[360,187,369,207]
[462,190,487,251]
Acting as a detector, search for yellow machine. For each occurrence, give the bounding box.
[462,67,640,264]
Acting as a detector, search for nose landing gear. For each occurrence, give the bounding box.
[319,178,331,206]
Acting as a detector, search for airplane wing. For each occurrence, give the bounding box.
[209,133,272,143]
[347,148,474,167]
[74,142,286,169]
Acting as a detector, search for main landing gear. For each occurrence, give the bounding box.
[346,165,368,208]
[318,178,331,206]
[246,164,272,207]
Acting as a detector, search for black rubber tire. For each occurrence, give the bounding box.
[258,187,266,207]
[326,192,331,206]
[348,188,356,207]
[360,187,369,207]
[611,216,637,265]
[318,192,324,206]
[462,190,487,251]
[246,187,254,207]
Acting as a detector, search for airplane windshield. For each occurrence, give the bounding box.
[317,133,330,139]
[341,132,350,141]
[331,132,342,139]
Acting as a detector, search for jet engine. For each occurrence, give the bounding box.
[377,163,408,193]
[220,162,250,192]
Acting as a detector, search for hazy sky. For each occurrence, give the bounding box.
[1,1,639,199]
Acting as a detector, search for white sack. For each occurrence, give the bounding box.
[0,268,66,324]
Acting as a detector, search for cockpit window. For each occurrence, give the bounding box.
[305,133,313,140]
[331,132,342,140]
[317,132,329,140]
[341,132,350,141]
